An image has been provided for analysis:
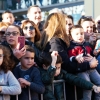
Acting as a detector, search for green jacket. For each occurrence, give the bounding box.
[39,66,93,100]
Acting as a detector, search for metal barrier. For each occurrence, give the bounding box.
[15,79,77,100]
[53,80,66,100]
[41,79,77,100]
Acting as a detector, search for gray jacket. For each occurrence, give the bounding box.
[0,70,21,100]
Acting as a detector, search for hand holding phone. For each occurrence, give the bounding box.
[95,39,100,50]
[18,36,25,50]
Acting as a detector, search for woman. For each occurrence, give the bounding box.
[39,13,97,100]
[2,25,26,67]
[21,20,41,66]
[21,20,40,43]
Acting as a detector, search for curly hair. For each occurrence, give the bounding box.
[0,45,15,73]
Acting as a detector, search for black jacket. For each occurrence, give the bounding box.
[43,37,91,74]
[68,41,93,57]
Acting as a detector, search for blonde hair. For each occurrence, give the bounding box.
[40,13,70,49]
[0,22,10,28]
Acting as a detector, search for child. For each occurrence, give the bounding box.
[39,51,100,100]
[67,25,100,100]
[2,10,15,25]
[13,45,45,100]
[0,45,21,100]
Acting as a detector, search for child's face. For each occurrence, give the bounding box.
[20,51,35,70]
[81,21,93,38]
[71,28,84,43]
[3,13,15,24]
[0,49,3,66]
[6,26,20,48]
[55,63,61,76]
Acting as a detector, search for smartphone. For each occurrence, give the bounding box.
[95,39,100,50]
[18,36,25,50]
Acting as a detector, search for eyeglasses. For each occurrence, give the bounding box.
[5,31,19,36]
[24,26,34,30]
[0,54,4,59]
[0,31,5,35]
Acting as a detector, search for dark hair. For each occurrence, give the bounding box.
[67,15,74,23]
[78,16,94,25]
[6,24,24,36]
[40,52,62,67]
[0,45,15,73]
[25,45,35,54]
[2,10,14,19]
[70,25,83,35]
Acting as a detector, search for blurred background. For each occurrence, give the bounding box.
[0,0,99,24]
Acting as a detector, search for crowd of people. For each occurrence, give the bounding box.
[0,4,100,100]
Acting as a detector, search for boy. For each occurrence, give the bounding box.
[39,51,100,100]
[13,45,45,100]
[67,25,100,100]
[2,10,15,25]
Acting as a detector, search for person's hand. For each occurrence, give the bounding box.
[93,49,100,56]
[93,85,100,93]
[18,78,26,88]
[51,51,58,67]
[75,53,84,63]
[18,78,30,87]
[89,33,97,43]
[13,44,26,59]
[83,54,93,62]
[89,57,98,68]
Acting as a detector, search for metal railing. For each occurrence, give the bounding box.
[15,79,77,100]
[41,79,77,100]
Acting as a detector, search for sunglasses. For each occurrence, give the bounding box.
[5,31,19,36]
[0,31,5,35]
[24,26,34,30]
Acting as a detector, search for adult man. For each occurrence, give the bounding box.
[27,5,43,33]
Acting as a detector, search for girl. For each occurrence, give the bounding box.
[2,25,26,67]
[0,45,21,100]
